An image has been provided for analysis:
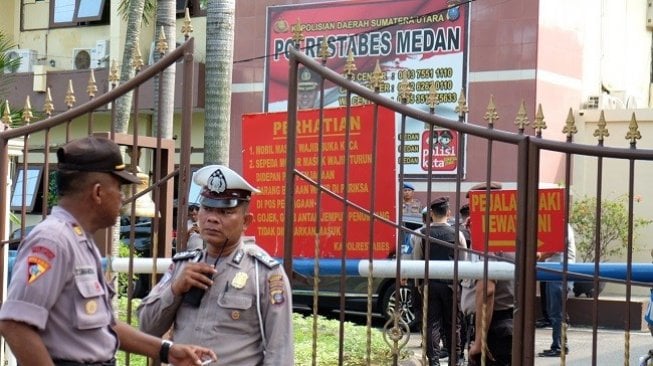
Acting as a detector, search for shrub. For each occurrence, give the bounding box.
[570,194,652,262]
[117,243,140,297]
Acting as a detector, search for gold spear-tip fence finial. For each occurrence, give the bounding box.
[562,108,577,140]
[426,81,439,111]
[455,89,468,118]
[182,8,194,39]
[109,59,119,84]
[157,26,169,55]
[369,60,384,92]
[343,49,357,79]
[291,18,304,47]
[532,103,547,136]
[397,72,412,104]
[87,69,98,98]
[483,95,499,126]
[2,100,12,130]
[593,110,609,143]
[65,79,76,109]
[318,36,330,64]
[44,87,54,116]
[625,112,641,146]
[132,42,144,71]
[22,95,33,125]
[514,100,529,132]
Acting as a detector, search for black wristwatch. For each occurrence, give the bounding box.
[159,339,173,364]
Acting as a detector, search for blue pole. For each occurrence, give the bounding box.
[7,252,653,284]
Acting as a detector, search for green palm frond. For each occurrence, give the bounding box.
[118,0,157,26]
[0,30,20,81]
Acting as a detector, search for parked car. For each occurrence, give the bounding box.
[9,225,37,250]
[119,217,153,254]
[119,217,153,298]
[291,215,424,329]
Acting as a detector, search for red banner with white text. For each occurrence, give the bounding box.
[242,105,397,259]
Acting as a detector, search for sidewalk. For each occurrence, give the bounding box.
[400,326,653,365]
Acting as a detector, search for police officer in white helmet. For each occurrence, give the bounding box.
[138,165,294,365]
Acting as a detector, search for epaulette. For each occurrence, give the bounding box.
[249,249,280,269]
[173,249,202,263]
[232,249,245,265]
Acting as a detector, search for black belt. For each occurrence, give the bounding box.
[53,359,115,366]
[492,308,514,322]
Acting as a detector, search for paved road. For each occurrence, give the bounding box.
[299,308,653,365]
[403,326,653,365]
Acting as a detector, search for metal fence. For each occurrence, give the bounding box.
[2,24,653,366]
[282,43,653,365]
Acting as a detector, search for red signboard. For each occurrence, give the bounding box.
[420,129,458,171]
[242,105,397,259]
[265,0,469,177]
[468,188,566,252]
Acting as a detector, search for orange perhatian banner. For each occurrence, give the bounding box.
[242,105,397,259]
[468,188,565,252]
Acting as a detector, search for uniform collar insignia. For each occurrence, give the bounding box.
[72,224,84,236]
[232,249,244,265]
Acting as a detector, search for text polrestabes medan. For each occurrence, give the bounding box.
[273,26,462,61]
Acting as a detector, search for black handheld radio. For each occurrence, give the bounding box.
[182,251,210,307]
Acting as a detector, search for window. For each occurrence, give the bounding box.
[11,166,43,213]
[50,0,108,27]
[177,0,206,17]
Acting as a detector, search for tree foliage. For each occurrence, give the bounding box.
[0,30,24,125]
[570,194,652,262]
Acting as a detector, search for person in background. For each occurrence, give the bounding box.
[537,225,577,357]
[401,182,423,258]
[462,182,513,366]
[138,164,294,365]
[187,204,199,231]
[457,203,471,244]
[402,182,422,216]
[417,196,465,366]
[0,136,215,366]
[186,204,203,250]
[536,284,552,329]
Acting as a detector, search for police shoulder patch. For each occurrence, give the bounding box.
[173,249,202,262]
[249,250,279,269]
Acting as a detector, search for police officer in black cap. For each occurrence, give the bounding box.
[416,196,466,366]
[0,136,216,366]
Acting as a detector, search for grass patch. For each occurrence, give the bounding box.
[116,297,147,366]
[115,298,412,365]
[293,312,413,365]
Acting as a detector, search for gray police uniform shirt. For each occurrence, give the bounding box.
[0,207,118,362]
[137,240,294,365]
[461,252,515,315]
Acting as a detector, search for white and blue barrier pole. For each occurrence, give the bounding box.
[6,252,653,283]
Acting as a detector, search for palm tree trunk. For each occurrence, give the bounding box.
[204,0,236,164]
[114,0,146,133]
[153,0,176,140]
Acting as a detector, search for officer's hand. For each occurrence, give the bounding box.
[469,341,495,365]
[168,343,217,365]
[171,262,216,296]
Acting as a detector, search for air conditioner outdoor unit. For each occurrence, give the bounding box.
[72,48,93,70]
[3,49,37,73]
[91,39,110,69]
[583,95,602,110]
[582,94,625,110]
